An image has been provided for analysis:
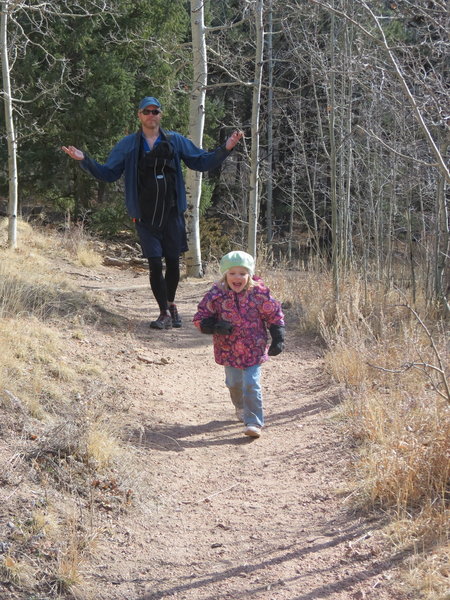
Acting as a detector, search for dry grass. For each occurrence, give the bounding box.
[0,245,99,322]
[0,256,65,320]
[59,224,103,268]
[0,218,56,251]
[0,220,130,598]
[299,270,449,600]
[263,263,449,599]
[29,508,60,537]
[0,555,37,589]
[0,316,84,420]
[406,541,450,600]
[261,265,333,332]
[76,245,103,267]
[87,425,122,468]
[348,392,449,509]
[45,510,100,594]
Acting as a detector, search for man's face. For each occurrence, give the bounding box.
[138,104,162,129]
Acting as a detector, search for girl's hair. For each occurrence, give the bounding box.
[220,268,256,291]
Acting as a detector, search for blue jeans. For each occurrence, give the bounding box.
[224,364,263,427]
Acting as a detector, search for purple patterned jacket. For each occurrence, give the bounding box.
[193,278,285,368]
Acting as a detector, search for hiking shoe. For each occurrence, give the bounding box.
[150,313,172,330]
[244,425,261,438]
[169,304,182,328]
[235,408,244,422]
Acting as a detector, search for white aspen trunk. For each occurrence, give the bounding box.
[434,140,449,313]
[266,0,273,248]
[185,0,207,278]
[247,0,264,260]
[342,4,354,270]
[288,159,295,263]
[1,0,18,249]
[406,199,417,305]
[386,157,397,293]
[328,5,339,301]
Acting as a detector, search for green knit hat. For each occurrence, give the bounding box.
[219,251,255,277]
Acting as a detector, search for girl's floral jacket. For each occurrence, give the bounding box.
[193,278,285,368]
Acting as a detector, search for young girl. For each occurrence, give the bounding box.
[193,251,285,438]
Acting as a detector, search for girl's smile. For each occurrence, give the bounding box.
[226,267,250,292]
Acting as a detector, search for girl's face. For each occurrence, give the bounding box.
[226,267,250,292]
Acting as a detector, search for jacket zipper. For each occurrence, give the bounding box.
[234,292,240,313]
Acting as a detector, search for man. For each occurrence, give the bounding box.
[62,96,243,330]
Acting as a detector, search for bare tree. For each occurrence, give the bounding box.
[247,0,264,259]
[260,0,448,311]
[0,0,113,245]
[266,0,274,249]
[1,0,18,248]
[185,0,208,278]
[184,1,255,272]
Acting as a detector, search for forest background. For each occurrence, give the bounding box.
[0,0,449,599]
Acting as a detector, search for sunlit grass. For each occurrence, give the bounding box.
[76,245,103,267]
[0,317,77,416]
[49,512,100,593]
[264,262,449,599]
[87,425,121,468]
[0,555,37,588]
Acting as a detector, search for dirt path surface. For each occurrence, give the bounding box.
[60,259,411,600]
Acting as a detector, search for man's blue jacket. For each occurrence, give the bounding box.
[79,129,231,219]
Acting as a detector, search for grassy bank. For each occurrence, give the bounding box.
[266,265,449,600]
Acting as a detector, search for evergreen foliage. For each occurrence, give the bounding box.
[0,0,447,304]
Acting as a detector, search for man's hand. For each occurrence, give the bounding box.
[225,130,243,151]
[62,146,85,161]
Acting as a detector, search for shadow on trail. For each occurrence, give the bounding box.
[270,394,341,424]
[133,320,211,350]
[135,526,411,600]
[126,419,256,451]
[126,397,339,453]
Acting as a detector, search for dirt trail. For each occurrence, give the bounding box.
[61,260,410,600]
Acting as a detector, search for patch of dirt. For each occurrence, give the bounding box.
[2,256,414,600]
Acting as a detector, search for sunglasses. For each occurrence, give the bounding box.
[141,108,161,115]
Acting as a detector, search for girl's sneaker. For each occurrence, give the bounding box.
[244,425,261,438]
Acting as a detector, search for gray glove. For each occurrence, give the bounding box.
[214,320,234,335]
[200,317,216,334]
[200,317,234,335]
[268,324,285,356]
